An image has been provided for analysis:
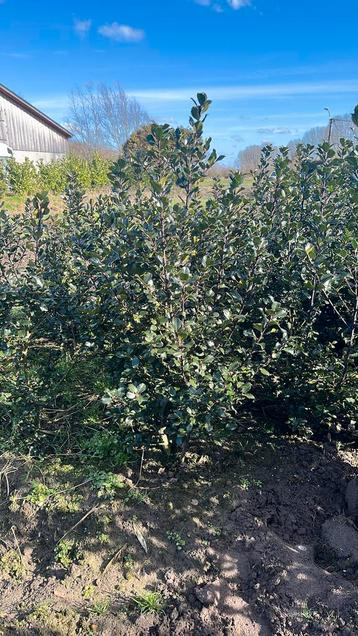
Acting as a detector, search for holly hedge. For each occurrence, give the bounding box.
[0,94,357,461]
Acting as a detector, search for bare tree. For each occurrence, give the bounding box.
[302,115,355,147]
[329,115,356,142]
[352,105,358,128]
[236,144,263,173]
[302,125,327,145]
[287,138,300,161]
[69,83,150,151]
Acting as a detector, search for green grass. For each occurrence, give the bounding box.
[2,192,65,215]
[132,591,165,615]
[89,599,110,616]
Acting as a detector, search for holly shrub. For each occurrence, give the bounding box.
[0,94,357,458]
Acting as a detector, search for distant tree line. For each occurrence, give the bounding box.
[237,111,357,173]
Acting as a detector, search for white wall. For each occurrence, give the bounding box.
[12,150,66,164]
[0,93,69,156]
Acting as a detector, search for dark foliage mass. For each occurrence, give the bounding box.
[0,95,357,460]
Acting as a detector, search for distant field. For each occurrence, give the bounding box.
[2,192,63,215]
[1,188,109,216]
[1,175,252,215]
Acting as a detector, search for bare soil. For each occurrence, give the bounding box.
[0,438,357,636]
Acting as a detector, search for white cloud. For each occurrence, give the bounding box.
[228,0,251,8]
[32,96,70,111]
[195,0,222,10]
[1,52,31,59]
[74,19,92,38]
[128,80,358,102]
[195,0,250,10]
[30,79,358,125]
[98,22,145,43]
[256,127,298,135]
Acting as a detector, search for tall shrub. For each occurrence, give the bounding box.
[7,157,40,195]
[4,154,112,197]
[0,95,357,457]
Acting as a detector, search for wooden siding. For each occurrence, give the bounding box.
[0,93,68,154]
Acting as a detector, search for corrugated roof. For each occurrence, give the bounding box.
[0,83,72,139]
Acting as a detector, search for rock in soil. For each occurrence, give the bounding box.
[195,580,220,606]
[346,478,358,520]
[321,515,358,563]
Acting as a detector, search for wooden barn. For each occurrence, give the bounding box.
[0,83,71,163]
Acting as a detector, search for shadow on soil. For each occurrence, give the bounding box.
[0,437,357,635]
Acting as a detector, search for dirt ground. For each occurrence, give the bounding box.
[0,437,357,636]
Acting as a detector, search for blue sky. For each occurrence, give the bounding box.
[0,0,357,163]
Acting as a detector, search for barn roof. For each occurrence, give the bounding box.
[0,83,72,139]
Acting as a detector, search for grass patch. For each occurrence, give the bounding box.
[133,590,165,615]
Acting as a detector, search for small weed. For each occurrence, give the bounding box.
[29,601,51,621]
[55,539,82,569]
[301,603,314,620]
[123,488,148,504]
[82,584,95,600]
[26,481,56,507]
[25,480,82,512]
[81,430,132,468]
[98,532,110,545]
[123,553,136,579]
[55,490,83,513]
[208,523,222,537]
[90,471,125,498]
[43,460,74,476]
[133,590,165,615]
[167,530,186,551]
[8,492,21,512]
[0,548,25,580]
[238,477,263,491]
[89,599,110,616]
